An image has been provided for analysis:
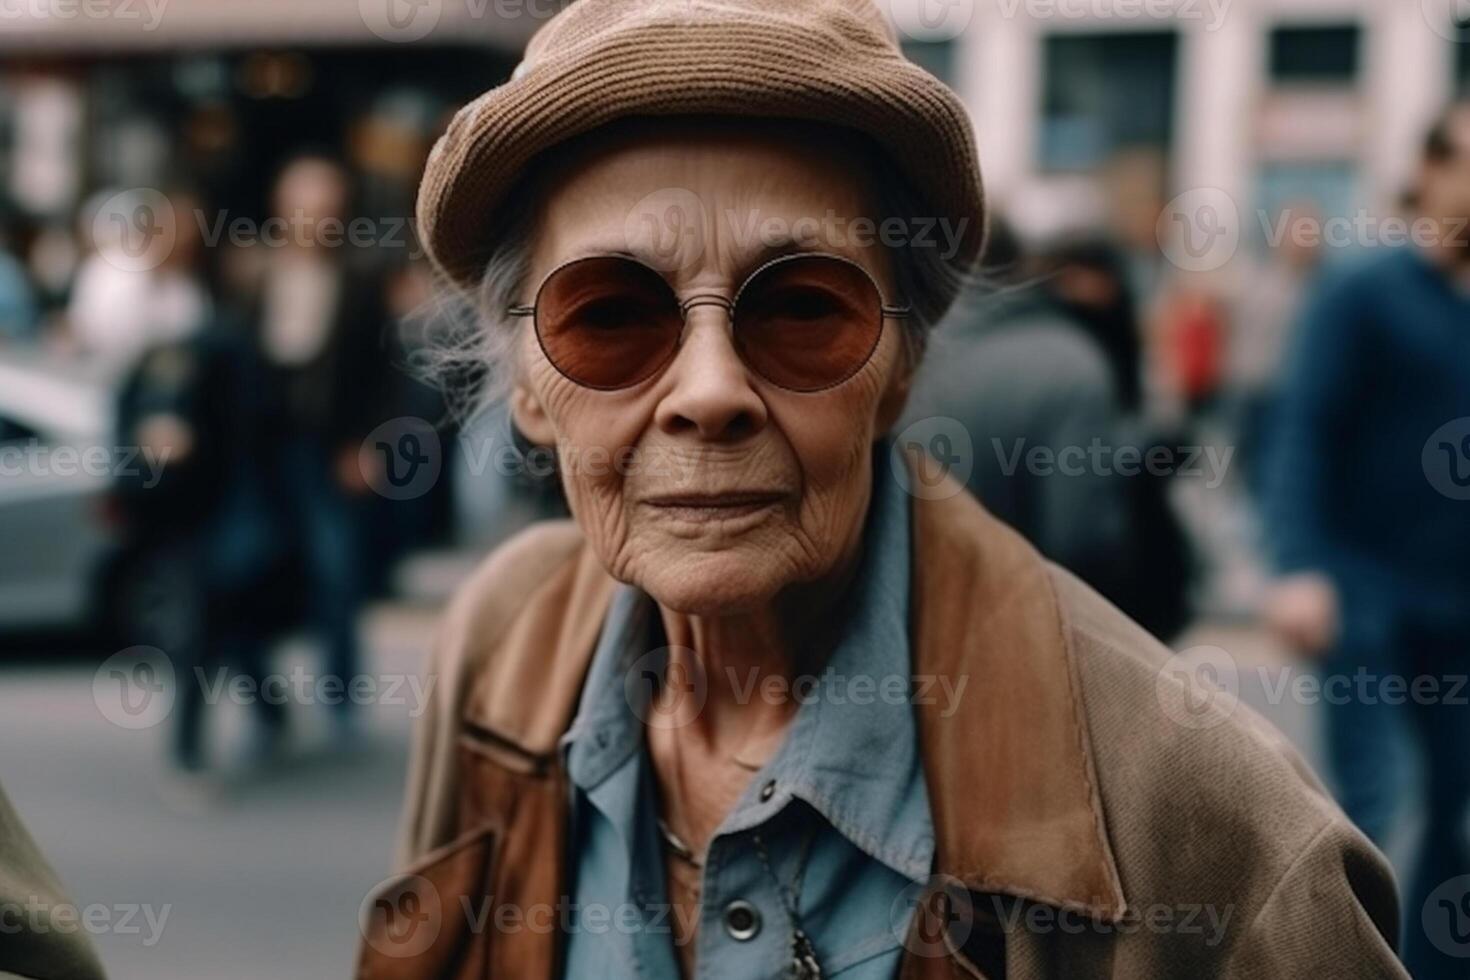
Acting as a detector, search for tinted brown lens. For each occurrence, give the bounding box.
[534,256,683,389]
[733,255,883,391]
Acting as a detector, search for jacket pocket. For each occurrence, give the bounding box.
[357,822,499,980]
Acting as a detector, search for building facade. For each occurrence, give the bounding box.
[897,0,1469,253]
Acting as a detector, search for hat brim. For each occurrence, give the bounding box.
[418,18,985,291]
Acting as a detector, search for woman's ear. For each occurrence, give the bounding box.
[875,355,914,435]
[510,382,557,445]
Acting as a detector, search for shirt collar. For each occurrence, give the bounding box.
[560,582,653,792]
[717,459,933,880]
[561,446,934,882]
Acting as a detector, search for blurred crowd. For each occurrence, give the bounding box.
[23,154,450,770]
[912,101,1470,980]
[0,60,479,782]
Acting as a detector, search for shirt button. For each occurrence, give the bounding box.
[723,900,762,941]
[759,780,776,802]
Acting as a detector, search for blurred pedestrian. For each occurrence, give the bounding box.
[1036,236,1146,413]
[1264,103,1470,980]
[0,215,38,342]
[1227,201,1323,499]
[1038,237,1196,640]
[248,152,391,740]
[1156,286,1226,419]
[115,308,285,784]
[918,231,1194,639]
[900,221,1133,612]
[69,187,211,373]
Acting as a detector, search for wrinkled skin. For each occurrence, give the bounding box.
[511,121,912,619]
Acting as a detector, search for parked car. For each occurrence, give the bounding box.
[0,346,120,635]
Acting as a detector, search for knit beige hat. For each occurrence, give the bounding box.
[417,0,985,291]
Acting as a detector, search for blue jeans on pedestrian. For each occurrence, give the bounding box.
[1321,625,1470,979]
[174,474,286,771]
[275,437,364,723]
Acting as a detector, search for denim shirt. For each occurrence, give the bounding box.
[559,461,934,978]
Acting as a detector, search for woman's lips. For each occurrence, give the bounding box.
[641,491,788,521]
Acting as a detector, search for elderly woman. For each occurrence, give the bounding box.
[359,2,1404,978]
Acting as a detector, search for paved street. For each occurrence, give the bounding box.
[0,606,431,980]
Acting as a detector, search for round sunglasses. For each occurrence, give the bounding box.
[508,252,910,392]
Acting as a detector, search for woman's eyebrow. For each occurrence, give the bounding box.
[556,239,853,285]
[731,240,838,281]
[563,245,642,263]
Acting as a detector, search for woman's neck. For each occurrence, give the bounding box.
[653,542,862,761]
[644,551,861,870]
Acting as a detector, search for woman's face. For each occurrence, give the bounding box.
[511,123,912,615]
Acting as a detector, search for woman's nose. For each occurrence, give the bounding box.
[653,306,767,441]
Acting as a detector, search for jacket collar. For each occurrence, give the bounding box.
[461,452,1128,923]
[903,453,1127,922]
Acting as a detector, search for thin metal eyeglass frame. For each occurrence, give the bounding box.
[506,251,912,393]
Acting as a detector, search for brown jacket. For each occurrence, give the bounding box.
[359,474,1405,980]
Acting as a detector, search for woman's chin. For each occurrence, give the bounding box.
[631,550,789,616]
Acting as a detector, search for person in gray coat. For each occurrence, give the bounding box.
[900,224,1130,609]
[902,226,1198,639]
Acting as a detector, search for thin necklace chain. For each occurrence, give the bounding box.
[751,827,823,979]
[657,817,704,869]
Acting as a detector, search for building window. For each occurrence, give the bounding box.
[1254,161,1359,261]
[1038,32,1177,174]
[1458,32,1470,96]
[901,40,955,87]
[1268,25,1360,86]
